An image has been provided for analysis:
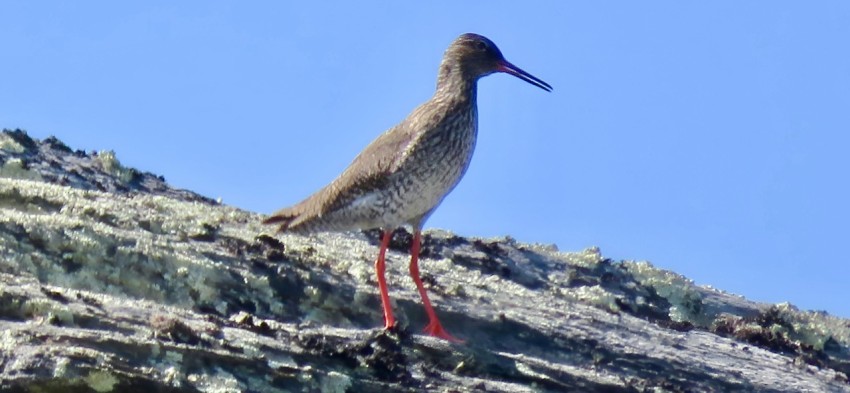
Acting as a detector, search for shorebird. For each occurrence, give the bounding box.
[264,33,551,341]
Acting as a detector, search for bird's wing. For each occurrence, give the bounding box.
[321,122,416,212]
[263,122,416,231]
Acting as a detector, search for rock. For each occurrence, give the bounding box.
[1,129,848,392]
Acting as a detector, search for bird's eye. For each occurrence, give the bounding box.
[475,41,487,51]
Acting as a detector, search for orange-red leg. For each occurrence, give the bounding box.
[409,230,462,342]
[375,230,395,329]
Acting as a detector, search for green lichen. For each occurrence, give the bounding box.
[21,297,75,326]
[624,261,708,324]
[85,370,119,392]
[0,133,26,153]
[570,285,621,313]
[774,303,850,352]
[96,150,137,184]
[0,158,42,181]
[320,371,352,393]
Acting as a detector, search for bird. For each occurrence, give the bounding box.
[263,33,551,341]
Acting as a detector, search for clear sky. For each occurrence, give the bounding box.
[2,2,848,317]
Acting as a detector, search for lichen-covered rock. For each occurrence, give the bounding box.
[0,128,215,204]
[1,129,849,392]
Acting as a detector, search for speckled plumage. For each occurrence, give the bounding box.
[263,33,550,340]
[264,34,552,234]
[265,87,477,234]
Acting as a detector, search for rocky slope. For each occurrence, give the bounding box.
[1,129,848,392]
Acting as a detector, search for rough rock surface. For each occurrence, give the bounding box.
[1,129,849,392]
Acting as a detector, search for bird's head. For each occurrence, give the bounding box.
[442,33,552,92]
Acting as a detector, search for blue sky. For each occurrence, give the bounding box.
[2,2,849,317]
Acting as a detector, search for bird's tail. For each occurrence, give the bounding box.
[263,186,335,234]
[262,208,301,233]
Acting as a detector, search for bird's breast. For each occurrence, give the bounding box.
[383,106,478,222]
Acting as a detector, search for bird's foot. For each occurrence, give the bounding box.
[423,320,463,343]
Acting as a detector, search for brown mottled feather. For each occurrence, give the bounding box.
[262,33,550,235]
[262,122,414,233]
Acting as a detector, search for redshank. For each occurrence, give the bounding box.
[264,33,551,341]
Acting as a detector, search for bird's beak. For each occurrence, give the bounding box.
[498,60,552,92]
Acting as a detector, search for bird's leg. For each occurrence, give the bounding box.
[409,230,462,342]
[375,229,395,329]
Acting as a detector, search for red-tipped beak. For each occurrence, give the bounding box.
[498,60,552,92]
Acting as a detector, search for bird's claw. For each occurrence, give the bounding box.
[423,320,464,343]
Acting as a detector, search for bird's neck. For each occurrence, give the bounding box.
[434,62,478,106]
